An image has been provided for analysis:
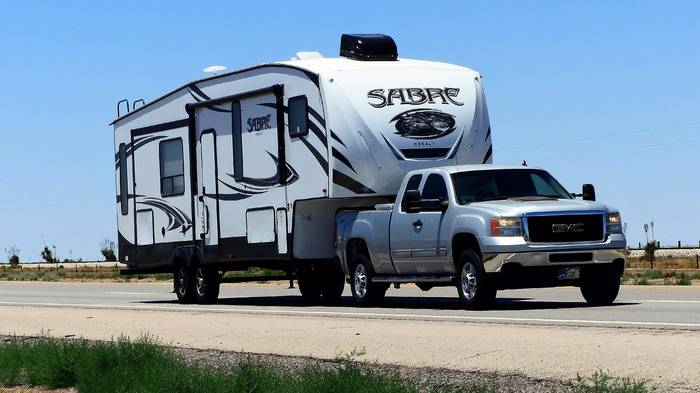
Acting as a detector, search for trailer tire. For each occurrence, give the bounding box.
[320,270,346,301]
[193,266,220,304]
[456,250,496,309]
[350,254,386,306]
[298,272,322,301]
[174,264,195,304]
[580,278,620,306]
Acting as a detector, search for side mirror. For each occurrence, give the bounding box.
[403,189,422,213]
[582,184,596,201]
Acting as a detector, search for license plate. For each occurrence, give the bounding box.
[557,267,580,280]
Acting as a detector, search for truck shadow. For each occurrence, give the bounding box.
[144,294,635,311]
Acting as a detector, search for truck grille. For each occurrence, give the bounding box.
[525,214,604,243]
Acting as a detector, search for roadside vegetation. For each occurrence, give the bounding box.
[0,265,284,283]
[0,335,649,393]
[2,257,699,286]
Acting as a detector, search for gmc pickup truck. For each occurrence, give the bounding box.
[334,164,626,309]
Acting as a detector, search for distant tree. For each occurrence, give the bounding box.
[644,241,658,269]
[5,245,20,266]
[41,245,57,264]
[100,238,117,262]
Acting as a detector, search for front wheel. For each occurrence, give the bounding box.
[456,250,496,309]
[174,264,194,304]
[351,254,386,306]
[580,278,620,306]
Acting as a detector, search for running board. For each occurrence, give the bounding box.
[372,276,455,284]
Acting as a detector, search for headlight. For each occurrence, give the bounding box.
[606,213,623,234]
[491,217,523,237]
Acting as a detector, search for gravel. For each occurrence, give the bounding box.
[173,346,577,392]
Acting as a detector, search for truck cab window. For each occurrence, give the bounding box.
[159,138,185,196]
[422,174,447,201]
[288,96,308,137]
[401,174,423,211]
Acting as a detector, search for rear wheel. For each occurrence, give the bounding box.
[320,270,346,301]
[193,266,221,304]
[580,278,620,306]
[350,254,386,306]
[456,250,496,309]
[298,271,322,301]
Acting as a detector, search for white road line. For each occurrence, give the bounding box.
[105,292,161,295]
[2,301,700,329]
[632,299,700,304]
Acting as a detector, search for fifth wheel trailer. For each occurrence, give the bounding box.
[112,34,492,303]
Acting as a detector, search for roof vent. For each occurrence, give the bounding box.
[340,34,397,61]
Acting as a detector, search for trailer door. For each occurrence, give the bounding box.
[198,130,220,246]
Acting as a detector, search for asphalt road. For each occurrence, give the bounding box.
[1,281,699,391]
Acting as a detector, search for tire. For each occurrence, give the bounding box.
[580,278,620,306]
[350,254,386,306]
[456,250,496,309]
[193,265,220,304]
[298,272,322,301]
[174,264,194,304]
[320,270,346,301]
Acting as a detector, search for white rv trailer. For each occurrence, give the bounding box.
[112,34,492,303]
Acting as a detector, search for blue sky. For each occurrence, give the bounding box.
[1,1,698,262]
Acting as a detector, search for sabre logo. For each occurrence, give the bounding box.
[367,87,463,108]
[552,223,585,233]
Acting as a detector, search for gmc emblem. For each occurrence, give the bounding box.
[552,223,585,233]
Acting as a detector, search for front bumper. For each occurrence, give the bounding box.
[481,248,626,290]
[482,248,627,273]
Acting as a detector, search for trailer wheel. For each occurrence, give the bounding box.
[351,254,386,306]
[193,266,221,304]
[174,264,194,304]
[320,270,346,301]
[456,250,496,309]
[580,278,620,306]
[298,272,322,301]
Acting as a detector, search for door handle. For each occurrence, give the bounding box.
[412,219,423,228]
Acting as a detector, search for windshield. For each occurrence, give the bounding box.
[451,169,573,204]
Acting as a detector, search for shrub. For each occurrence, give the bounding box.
[100,239,117,262]
[675,274,692,286]
[4,245,20,266]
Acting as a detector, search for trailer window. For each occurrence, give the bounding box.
[288,96,308,137]
[232,101,243,181]
[119,143,128,214]
[159,138,185,197]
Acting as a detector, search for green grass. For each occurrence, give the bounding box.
[642,270,665,280]
[0,336,650,393]
[572,371,648,393]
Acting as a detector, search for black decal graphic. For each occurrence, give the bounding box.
[391,109,456,139]
[138,197,193,234]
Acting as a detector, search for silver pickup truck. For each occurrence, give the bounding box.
[334,164,626,309]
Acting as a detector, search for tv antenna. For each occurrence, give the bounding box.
[203,65,227,75]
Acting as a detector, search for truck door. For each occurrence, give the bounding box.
[389,174,422,274]
[390,173,452,275]
[411,174,452,273]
